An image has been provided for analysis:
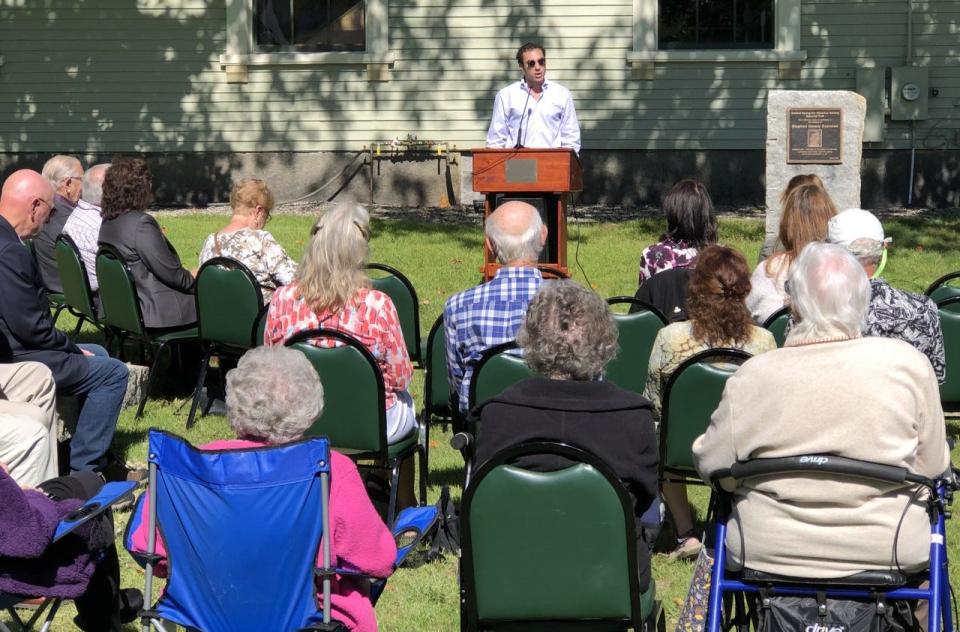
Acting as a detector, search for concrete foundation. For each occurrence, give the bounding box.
[1,149,956,209]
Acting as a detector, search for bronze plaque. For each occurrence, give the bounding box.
[505,158,538,184]
[787,108,843,164]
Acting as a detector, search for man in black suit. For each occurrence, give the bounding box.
[0,169,128,473]
[33,155,84,293]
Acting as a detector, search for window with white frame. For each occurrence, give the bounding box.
[219,0,392,81]
[628,0,805,79]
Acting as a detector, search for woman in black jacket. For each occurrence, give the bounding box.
[98,157,196,329]
[470,280,660,592]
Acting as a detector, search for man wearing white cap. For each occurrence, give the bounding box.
[827,208,944,384]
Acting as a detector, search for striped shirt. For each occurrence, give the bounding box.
[61,199,102,291]
[443,266,543,412]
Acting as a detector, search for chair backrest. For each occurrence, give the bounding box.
[253,304,270,347]
[605,296,668,394]
[95,245,145,336]
[762,305,791,347]
[937,296,960,404]
[660,348,751,476]
[926,271,960,304]
[423,315,454,420]
[285,328,387,458]
[367,263,422,364]
[195,257,264,350]
[460,441,641,629]
[145,430,330,632]
[468,341,536,411]
[55,234,98,322]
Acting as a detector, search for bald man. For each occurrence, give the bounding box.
[443,201,548,413]
[35,154,84,293]
[0,169,128,475]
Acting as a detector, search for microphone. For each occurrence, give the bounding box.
[515,89,532,149]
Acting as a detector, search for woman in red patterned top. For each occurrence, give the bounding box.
[264,203,416,442]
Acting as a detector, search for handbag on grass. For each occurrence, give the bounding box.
[675,546,714,632]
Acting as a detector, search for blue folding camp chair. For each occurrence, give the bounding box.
[0,481,137,632]
[131,430,436,632]
[704,455,957,632]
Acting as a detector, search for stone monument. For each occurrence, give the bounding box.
[762,90,866,258]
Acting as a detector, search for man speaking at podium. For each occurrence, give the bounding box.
[486,42,581,153]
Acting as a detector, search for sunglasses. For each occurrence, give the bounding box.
[524,58,546,69]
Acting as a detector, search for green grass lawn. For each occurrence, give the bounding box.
[6,212,960,631]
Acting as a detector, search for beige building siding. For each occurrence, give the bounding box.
[0,0,956,153]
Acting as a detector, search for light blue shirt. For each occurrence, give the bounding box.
[485,78,581,154]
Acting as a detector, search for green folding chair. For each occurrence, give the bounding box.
[467,341,536,413]
[761,305,791,347]
[367,263,422,367]
[186,257,265,428]
[54,234,106,340]
[926,271,960,304]
[937,296,960,407]
[460,440,663,631]
[605,296,668,395]
[95,245,200,418]
[660,348,751,485]
[285,328,426,522]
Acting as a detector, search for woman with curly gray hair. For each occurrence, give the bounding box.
[129,345,398,631]
[470,280,660,594]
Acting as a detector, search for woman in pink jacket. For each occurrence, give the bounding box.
[129,345,396,632]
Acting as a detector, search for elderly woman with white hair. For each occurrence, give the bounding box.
[470,280,660,594]
[693,242,950,579]
[129,345,397,632]
[264,202,415,442]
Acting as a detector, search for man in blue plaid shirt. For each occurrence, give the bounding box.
[443,201,547,413]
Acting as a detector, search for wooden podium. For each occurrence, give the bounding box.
[472,148,583,280]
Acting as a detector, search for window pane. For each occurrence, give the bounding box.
[255,0,365,52]
[659,0,773,50]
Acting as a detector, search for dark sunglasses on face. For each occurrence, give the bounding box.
[525,58,546,69]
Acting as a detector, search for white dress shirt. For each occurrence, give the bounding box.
[61,199,102,291]
[485,77,581,154]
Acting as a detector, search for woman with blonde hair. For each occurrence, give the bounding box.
[199,178,296,301]
[264,203,416,442]
[746,183,837,323]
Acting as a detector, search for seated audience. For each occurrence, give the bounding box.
[746,183,836,323]
[637,179,716,286]
[0,361,59,486]
[62,163,111,292]
[694,242,950,578]
[199,178,296,302]
[264,202,415,443]
[98,156,197,329]
[34,155,84,293]
[444,201,546,414]
[827,208,945,384]
[0,465,143,631]
[758,173,825,262]
[644,245,776,560]
[0,169,127,474]
[129,345,396,632]
[471,280,659,592]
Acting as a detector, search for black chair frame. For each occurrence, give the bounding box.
[761,305,791,330]
[925,270,960,297]
[605,296,668,323]
[460,440,650,632]
[186,257,264,429]
[285,328,426,519]
[659,347,751,484]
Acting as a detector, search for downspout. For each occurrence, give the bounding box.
[906,0,916,205]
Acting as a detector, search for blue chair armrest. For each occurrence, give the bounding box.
[392,505,439,567]
[53,481,137,542]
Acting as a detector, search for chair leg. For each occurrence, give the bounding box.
[71,315,85,338]
[37,599,61,632]
[186,348,212,429]
[51,304,66,326]
[137,342,168,418]
[418,416,429,506]
[387,458,401,527]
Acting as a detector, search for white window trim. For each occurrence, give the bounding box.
[219,0,393,82]
[628,0,806,80]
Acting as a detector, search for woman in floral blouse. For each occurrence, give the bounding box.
[643,245,776,561]
[199,179,297,302]
[637,179,717,286]
[264,202,416,443]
